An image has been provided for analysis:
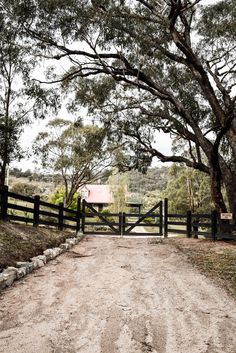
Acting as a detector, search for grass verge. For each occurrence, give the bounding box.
[0,221,75,271]
[171,238,236,298]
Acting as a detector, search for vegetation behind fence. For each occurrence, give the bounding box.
[0,186,80,232]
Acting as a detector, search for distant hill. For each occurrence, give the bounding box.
[128,166,169,194]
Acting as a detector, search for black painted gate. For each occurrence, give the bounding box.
[82,200,163,236]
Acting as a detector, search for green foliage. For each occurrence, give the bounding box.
[0,2,60,185]
[108,170,128,213]
[163,165,214,214]
[143,217,155,225]
[143,190,162,212]
[101,209,115,223]
[199,0,236,41]
[11,182,42,197]
[49,187,79,210]
[4,0,235,211]
[34,118,111,207]
[10,168,32,179]
[128,167,169,194]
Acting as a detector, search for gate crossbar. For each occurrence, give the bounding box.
[84,201,119,234]
[125,201,162,234]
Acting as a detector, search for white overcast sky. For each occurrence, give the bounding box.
[13,0,220,171]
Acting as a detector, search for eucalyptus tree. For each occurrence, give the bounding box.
[34,119,113,207]
[108,170,128,213]
[163,164,214,214]
[13,0,236,212]
[0,1,59,186]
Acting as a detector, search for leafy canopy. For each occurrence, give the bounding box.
[34,118,113,206]
[6,0,236,211]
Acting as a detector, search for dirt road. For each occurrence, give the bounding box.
[0,237,236,353]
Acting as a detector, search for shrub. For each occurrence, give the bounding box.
[49,188,80,210]
[143,217,156,224]
[11,182,42,197]
[101,209,115,223]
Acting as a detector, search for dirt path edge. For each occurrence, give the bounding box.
[0,234,85,290]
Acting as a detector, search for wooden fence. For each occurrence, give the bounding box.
[0,188,235,239]
[163,198,236,240]
[0,186,81,232]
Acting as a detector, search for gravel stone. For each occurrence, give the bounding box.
[60,243,70,252]
[43,249,55,260]
[53,247,63,256]
[2,267,18,286]
[0,274,7,290]
[16,267,27,279]
[37,255,47,264]
[31,258,45,269]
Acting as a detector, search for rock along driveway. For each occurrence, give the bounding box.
[0,236,236,353]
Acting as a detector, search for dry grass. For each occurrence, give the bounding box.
[171,238,236,298]
[0,221,75,270]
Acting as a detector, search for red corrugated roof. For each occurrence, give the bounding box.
[80,185,113,204]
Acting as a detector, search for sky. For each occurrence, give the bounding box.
[12,0,219,172]
[15,114,173,171]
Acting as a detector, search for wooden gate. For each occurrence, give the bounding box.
[82,200,121,235]
[82,200,163,236]
[122,201,163,236]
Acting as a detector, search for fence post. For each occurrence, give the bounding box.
[76,197,81,232]
[122,212,126,236]
[119,212,123,236]
[33,195,40,227]
[0,185,8,221]
[164,198,168,237]
[234,203,236,226]
[159,200,163,236]
[58,202,64,231]
[211,210,218,241]
[186,210,192,238]
[81,199,85,233]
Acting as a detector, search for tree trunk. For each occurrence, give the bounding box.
[222,169,236,214]
[64,186,77,208]
[0,163,6,187]
[210,167,227,213]
[192,218,199,239]
[64,194,73,208]
[221,122,236,213]
[227,122,236,167]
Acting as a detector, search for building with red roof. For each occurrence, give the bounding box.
[79,184,142,212]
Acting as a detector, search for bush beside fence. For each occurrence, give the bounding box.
[0,186,81,232]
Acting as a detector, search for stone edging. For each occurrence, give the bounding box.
[0,234,84,291]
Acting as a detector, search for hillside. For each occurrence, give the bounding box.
[128,166,169,194]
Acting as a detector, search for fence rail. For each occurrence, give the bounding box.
[163,198,236,240]
[0,188,235,240]
[0,186,80,232]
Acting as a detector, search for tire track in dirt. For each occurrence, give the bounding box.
[0,236,236,353]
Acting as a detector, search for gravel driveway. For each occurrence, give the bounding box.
[0,236,236,353]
